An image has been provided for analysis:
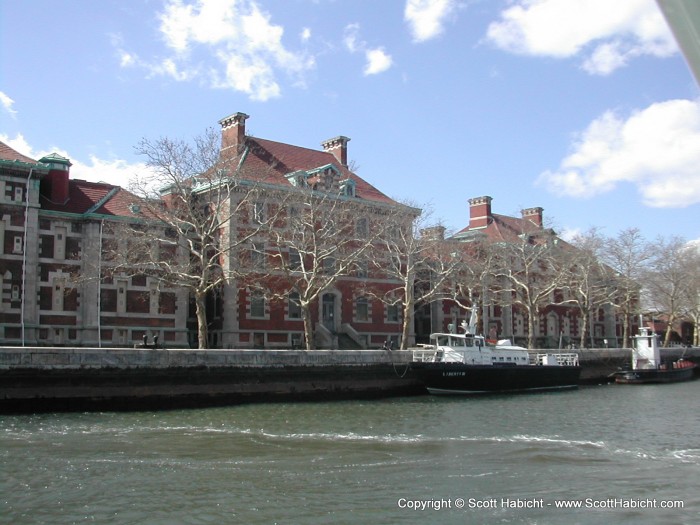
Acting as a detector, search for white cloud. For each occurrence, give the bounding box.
[0,91,17,118]
[343,24,393,76]
[537,99,700,208]
[404,0,456,43]
[0,133,32,158]
[0,133,146,187]
[117,0,314,101]
[486,0,676,75]
[343,23,360,53]
[364,48,393,76]
[300,27,311,42]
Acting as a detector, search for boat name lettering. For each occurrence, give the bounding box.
[442,371,466,377]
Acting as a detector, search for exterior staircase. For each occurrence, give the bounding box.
[337,333,363,350]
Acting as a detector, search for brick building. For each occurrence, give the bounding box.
[418,196,623,348]
[210,112,412,349]
[0,141,188,347]
[0,112,411,349]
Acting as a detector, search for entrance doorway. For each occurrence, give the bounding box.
[322,293,335,331]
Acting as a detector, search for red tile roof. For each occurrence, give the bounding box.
[455,213,544,243]
[238,137,398,205]
[0,140,38,165]
[40,179,143,218]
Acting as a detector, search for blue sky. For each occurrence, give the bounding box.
[1,0,698,242]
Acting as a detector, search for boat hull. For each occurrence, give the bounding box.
[410,362,581,395]
[614,366,696,384]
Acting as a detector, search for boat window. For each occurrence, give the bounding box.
[465,337,473,347]
[492,357,497,361]
[499,357,504,361]
[437,336,448,346]
[507,357,511,361]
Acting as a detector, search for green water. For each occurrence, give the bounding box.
[2,383,700,524]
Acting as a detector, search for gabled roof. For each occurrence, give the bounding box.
[40,179,144,219]
[454,213,548,244]
[0,139,41,166]
[237,137,398,206]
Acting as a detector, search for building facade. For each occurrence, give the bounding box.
[420,196,625,348]
[0,112,410,349]
[0,142,188,347]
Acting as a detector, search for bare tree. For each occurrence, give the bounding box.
[107,127,269,349]
[489,228,569,349]
[566,228,618,348]
[681,243,700,346]
[258,181,399,350]
[645,236,696,347]
[601,228,651,348]
[363,205,463,349]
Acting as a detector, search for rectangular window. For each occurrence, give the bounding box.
[250,292,266,318]
[14,186,23,202]
[13,236,23,254]
[356,297,369,322]
[288,248,301,270]
[288,292,301,319]
[355,260,368,278]
[387,303,399,323]
[253,202,266,224]
[356,217,368,236]
[322,257,335,274]
[251,242,266,269]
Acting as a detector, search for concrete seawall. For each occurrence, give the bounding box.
[1,346,698,413]
[0,347,422,413]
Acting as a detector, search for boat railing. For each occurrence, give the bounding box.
[535,353,579,366]
[413,347,438,362]
[412,347,466,363]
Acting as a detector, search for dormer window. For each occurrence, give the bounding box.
[340,179,356,197]
[285,164,341,193]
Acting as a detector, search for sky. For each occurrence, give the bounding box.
[1,0,699,243]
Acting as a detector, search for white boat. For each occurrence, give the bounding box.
[614,323,696,385]
[410,315,580,395]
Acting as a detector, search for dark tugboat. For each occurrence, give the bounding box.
[410,315,581,395]
[614,324,695,385]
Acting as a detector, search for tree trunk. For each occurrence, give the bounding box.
[579,309,589,349]
[663,314,675,348]
[621,314,630,349]
[195,291,208,349]
[400,296,414,350]
[526,307,536,349]
[301,303,315,350]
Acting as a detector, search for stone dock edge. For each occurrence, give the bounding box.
[1,347,698,414]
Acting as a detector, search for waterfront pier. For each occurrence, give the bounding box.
[0,346,698,413]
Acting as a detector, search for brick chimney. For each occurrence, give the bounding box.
[219,112,249,154]
[39,153,72,205]
[522,207,543,228]
[321,136,350,167]
[420,225,446,241]
[468,196,493,229]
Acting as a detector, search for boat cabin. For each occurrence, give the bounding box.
[633,327,661,370]
[414,333,531,366]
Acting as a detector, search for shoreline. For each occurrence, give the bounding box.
[1,346,698,414]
